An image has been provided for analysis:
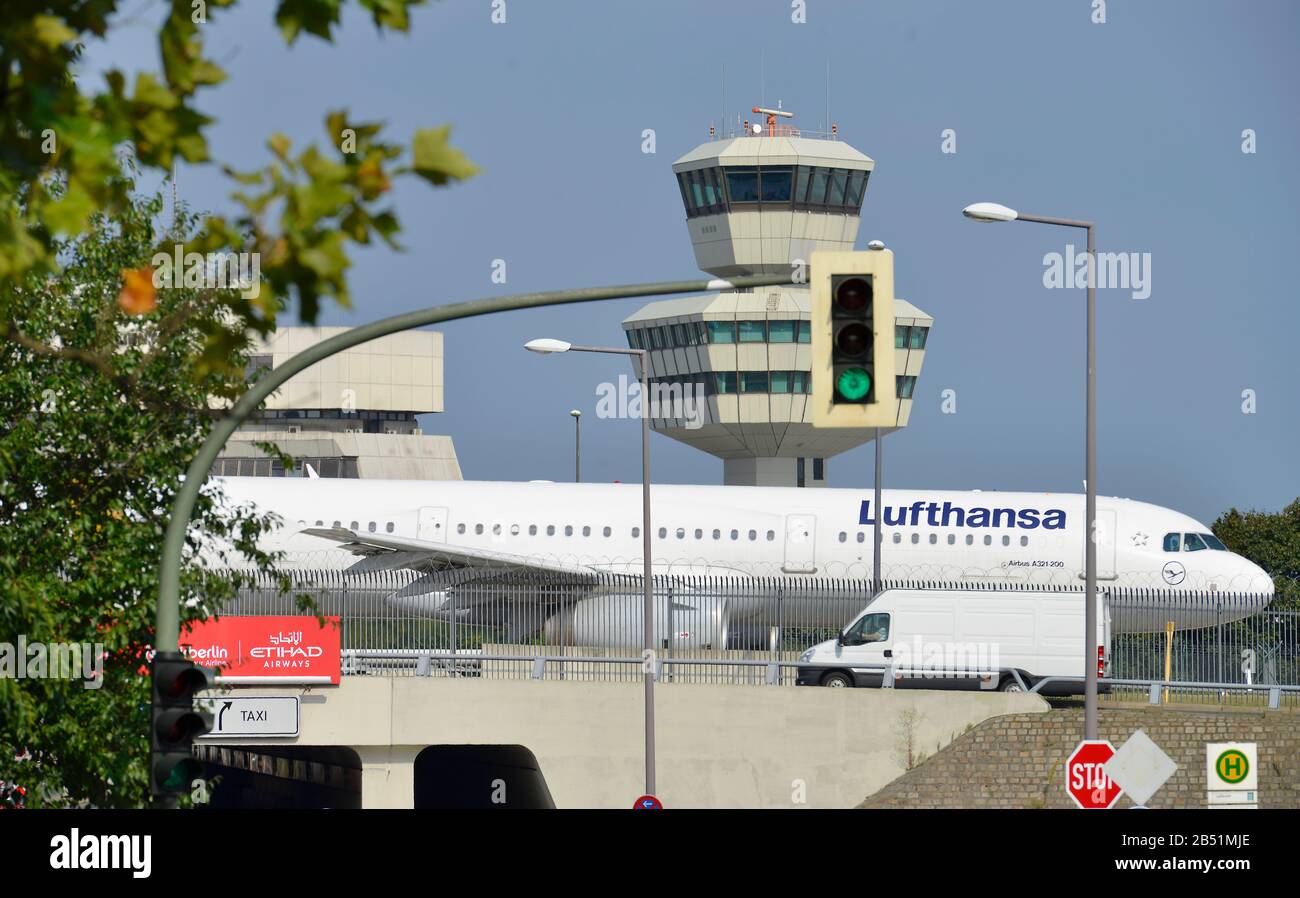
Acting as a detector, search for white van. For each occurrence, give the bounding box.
[795,589,1111,694]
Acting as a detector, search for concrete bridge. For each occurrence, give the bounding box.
[196,677,1045,808]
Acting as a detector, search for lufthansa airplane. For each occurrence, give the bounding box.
[210,476,1274,640]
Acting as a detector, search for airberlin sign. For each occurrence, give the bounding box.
[181,615,341,684]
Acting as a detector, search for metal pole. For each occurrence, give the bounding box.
[572,410,582,483]
[639,349,656,796]
[873,428,883,597]
[154,274,792,653]
[1084,222,1098,740]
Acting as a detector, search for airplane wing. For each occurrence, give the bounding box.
[299,527,601,583]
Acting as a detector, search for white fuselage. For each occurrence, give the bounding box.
[214,477,1272,598]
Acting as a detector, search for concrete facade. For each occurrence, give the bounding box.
[202,678,1045,809]
[213,326,462,480]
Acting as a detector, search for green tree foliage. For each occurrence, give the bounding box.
[1,0,477,371]
[1213,499,1300,610]
[0,187,285,807]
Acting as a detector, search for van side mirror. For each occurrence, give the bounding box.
[835,632,844,646]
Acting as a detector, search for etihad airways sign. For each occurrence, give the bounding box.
[180,615,341,684]
[859,500,1068,530]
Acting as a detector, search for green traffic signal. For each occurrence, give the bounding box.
[836,367,872,401]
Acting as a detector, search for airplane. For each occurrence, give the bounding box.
[207,476,1275,645]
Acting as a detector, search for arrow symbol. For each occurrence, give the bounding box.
[218,701,233,730]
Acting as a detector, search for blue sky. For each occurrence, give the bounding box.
[84,0,1299,524]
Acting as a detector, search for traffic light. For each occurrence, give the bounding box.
[150,651,214,801]
[810,249,896,428]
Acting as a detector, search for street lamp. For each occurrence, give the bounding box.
[962,201,1100,742]
[570,409,582,483]
[525,337,657,795]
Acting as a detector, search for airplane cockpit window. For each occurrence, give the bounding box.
[1162,532,1180,552]
[1201,533,1228,550]
[1183,533,1208,552]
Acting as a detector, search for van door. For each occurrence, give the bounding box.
[417,506,449,542]
[782,514,817,574]
[838,611,892,686]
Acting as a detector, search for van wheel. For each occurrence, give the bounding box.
[999,676,1026,693]
[821,671,853,688]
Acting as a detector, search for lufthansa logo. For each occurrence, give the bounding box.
[1161,561,1186,585]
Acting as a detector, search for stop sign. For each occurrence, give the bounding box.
[1066,740,1123,809]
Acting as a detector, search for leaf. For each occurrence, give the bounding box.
[31,15,78,50]
[408,125,479,186]
[117,268,157,316]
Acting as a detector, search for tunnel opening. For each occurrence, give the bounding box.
[195,744,362,809]
[414,745,555,809]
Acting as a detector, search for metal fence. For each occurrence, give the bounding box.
[218,570,1295,693]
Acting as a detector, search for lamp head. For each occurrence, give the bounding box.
[524,338,572,354]
[962,202,1018,223]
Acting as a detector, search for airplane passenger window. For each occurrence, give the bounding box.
[948,534,955,545]
[1162,533,1180,552]
[564,525,574,536]
[857,532,865,543]
[930,534,937,545]
[695,529,703,539]
[1002,535,1010,546]
[675,528,686,539]
[892,533,901,544]
[712,529,721,540]
[658,527,667,538]
[730,529,739,540]
[766,530,775,541]
[603,526,612,537]
[315,520,323,526]
[368,521,376,532]
[333,521,341,528]
[350,521,359,530]
[547,525,555,536]
[1183,533,1208,552]
[529,525,537,535]
[582,526,591,537]
[1019,535,1028,546]
[475,524,484,535]
[983,535,992,546]
[838,532,846,543]
[911,533,919,544]
[748,530,757,541]
[511,524,520,535]
[493,523,502,535]
[632,527,640,538]
[965,535,974,545]
[456,523,465,534]
[386,522,395,533]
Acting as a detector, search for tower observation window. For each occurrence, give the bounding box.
[725,167,760,204]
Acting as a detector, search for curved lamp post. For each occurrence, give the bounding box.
[155,275,792,655]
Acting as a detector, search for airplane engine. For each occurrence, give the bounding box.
[543,592,727,651]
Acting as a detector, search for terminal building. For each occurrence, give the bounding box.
[622,108,932,487]
[213,327,462,480]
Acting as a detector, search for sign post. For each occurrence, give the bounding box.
[1066,740,1123,809]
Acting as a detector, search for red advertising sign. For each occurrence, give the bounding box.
[181,616,341,685]
[1066,740,1123,809]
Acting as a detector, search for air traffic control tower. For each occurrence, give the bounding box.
[622,107,932,487]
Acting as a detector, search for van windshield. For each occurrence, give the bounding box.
[844,613,890,645]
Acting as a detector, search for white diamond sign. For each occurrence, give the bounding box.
[1104,729,1177,807]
